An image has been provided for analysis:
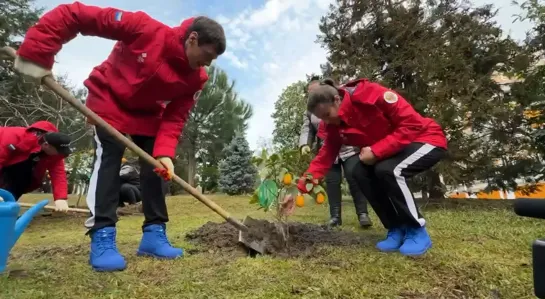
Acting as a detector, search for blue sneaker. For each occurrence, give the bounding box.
[399,226,432,256]
[376,227,405,252]
[137,224,183,259]
[89,227,127,272]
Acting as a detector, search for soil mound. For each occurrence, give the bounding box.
[185,219,373,258]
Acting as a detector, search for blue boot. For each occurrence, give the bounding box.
[399,226,432,256]
[89,227,127,272]
[137,224,183,259]
[376,227,405,252]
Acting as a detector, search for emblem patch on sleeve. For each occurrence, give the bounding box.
[114,11,123,22]
[383,91,398,104]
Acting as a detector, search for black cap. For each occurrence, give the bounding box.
[43,132,72,156]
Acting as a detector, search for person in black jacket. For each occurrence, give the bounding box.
[118,158,142,207]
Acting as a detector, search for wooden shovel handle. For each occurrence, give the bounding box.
[0,46,248,232]
[18,202,90,214]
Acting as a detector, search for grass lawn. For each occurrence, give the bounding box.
[0,193,541,298]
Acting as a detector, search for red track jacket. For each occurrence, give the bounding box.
[0,121,68,200]
[17,2,208,158]
[306,79,448,180]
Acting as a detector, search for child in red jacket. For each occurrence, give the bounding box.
[13,2,226,272]
[298,79,447,256]
[0,121,71,211]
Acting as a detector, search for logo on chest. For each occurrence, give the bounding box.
[383,91,398,104]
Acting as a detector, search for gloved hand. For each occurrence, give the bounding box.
[54,199,69,212]
[13,56,52,84]
[301,145,311,155]
[154,157,174,181]
[297,174,319,194]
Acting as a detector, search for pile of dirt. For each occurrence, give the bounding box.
[185,219,373,258]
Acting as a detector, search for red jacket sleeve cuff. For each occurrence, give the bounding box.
[52,191,68,200]
[17,44,55,69]
[370,143,389,160]
[152,145,175,159]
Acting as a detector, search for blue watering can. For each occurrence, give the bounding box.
[0,188,48,273]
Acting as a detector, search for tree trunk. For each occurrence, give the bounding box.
[57,99,62,128]
[187,144,196,187]
[427,170,444,199]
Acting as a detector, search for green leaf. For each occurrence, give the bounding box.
[312,185,325,195]
[305,183,314,192]
[269,154,280,163]
[257,179,278,209]
[252,157,264,166]
[278,169,288,182]
[286,185,299,198]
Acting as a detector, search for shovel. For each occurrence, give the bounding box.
[0,46,265,254]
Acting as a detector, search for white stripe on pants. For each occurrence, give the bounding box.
[84,126,103,229]
[392,143,436,227]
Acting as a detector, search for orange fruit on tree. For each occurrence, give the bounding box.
[295,194,305,207]
[315,193,325,204]
[282,173,293,185]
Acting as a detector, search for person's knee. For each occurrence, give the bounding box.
[352,162,371,182]
[374,161,395,179]
[119,183,131,195]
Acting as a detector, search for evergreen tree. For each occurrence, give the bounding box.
[177,65,252,187]
[271,81,308,150]
[218,133,257,195]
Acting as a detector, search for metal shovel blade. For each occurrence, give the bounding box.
[238,216,265,254]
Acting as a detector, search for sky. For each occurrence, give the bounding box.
[32,0,533,151]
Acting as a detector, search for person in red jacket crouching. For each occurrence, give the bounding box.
[13,2,226,272]
[297,79,448,256]
[0,121,71,212]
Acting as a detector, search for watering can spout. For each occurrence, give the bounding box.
[14,199,48,241]
[0,188,48,273]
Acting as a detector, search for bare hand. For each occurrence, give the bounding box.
[359,147,377,165]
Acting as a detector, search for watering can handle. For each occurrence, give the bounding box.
[0,46,249,232]
[0,189,16,202]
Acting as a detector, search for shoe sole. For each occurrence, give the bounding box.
[136,251,183,260]
[400,243,432,256]
[92,266,127,272]
[376,246,401,252]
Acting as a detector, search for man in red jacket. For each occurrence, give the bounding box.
[13,2,226,272]
[298,79,447,257]
[0,121,71,212]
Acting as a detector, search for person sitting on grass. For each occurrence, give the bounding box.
[300,78,372,229]
[0,120,71,212]
[118,158,142,208]
[297,78,447,256]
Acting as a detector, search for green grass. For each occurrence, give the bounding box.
[0,194,541,298]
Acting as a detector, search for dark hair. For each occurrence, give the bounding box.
[307,81,339,113]
[322,78,336,87]
[185,16,226,55]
